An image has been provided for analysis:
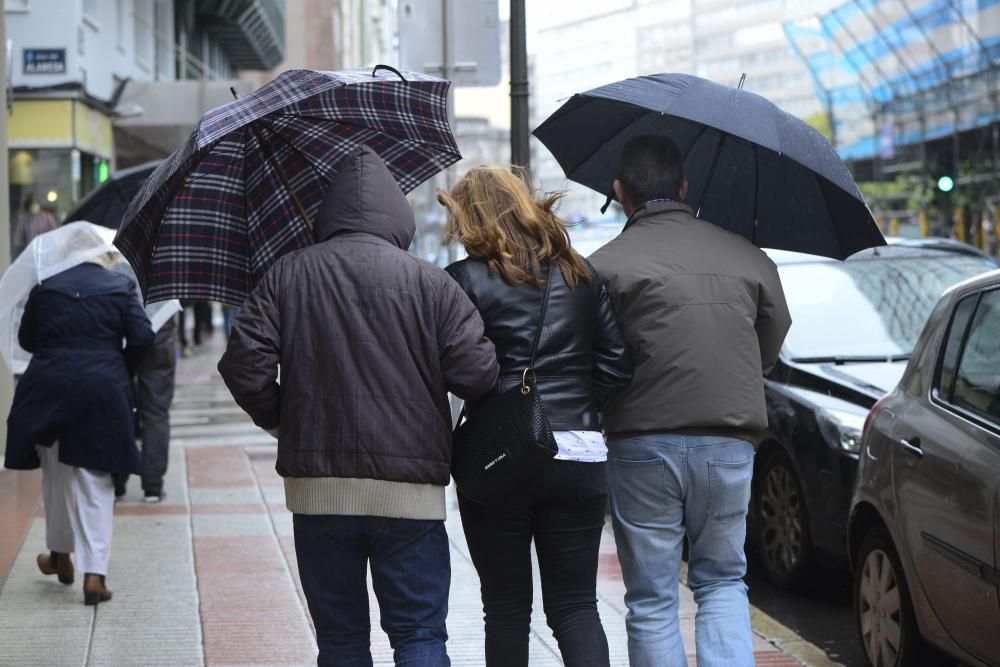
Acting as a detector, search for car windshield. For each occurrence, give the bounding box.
[778,252,996,361]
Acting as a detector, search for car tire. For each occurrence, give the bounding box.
[854,526,927,667]
[750,447,813,589]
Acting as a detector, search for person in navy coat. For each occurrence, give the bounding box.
[4,255,154,605]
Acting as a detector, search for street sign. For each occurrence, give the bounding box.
[398,0,501,87]
[23,48,66,74]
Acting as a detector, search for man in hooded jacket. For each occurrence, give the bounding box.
[219,146,499,666]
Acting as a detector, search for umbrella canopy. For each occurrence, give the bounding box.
[0,222,179,374]
[115,66,461,305]
[63,160,162,229]
[533,73,884,259]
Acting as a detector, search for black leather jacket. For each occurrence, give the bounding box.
[446,258,633,431]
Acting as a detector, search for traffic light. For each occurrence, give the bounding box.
[933,151,956,235]
[936,151,956,191]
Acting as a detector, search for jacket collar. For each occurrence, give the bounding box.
[623,200,696,231]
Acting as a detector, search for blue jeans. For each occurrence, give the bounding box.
[607,434,755,667]
[293,514,451,666]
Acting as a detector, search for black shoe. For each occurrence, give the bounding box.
[144,492,164,504]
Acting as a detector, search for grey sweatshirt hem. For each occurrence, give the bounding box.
[283,476,446,520]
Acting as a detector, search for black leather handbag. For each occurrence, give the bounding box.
[451,265,558,505]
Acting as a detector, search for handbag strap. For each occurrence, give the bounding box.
[525,263,555,380]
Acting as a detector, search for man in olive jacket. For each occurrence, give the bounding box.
[219,146,499,666]
[590,136,791,667]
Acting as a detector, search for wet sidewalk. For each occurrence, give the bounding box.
[0,336,832,666]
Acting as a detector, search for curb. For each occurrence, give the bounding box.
[679,562,844,667]
[750,605,845,667]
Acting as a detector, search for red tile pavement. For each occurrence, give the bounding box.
[187,445,257,487]
[194,535,316,665]
[0,469,40,590]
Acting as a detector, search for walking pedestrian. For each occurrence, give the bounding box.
[439,166,633,667]
[136,317,178,502]
[4,254,154,605]
[218,146,499,667]
[177,302,195,355]
[589,136,791,667]
[13,193,58,257]
[113,316,179,502]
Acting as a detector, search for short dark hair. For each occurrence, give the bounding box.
[617,136,685,205]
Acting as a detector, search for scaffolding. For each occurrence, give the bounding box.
[785,0,1000,246]
[785,0,1000,160]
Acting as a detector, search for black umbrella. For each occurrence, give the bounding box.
[63,160,162,229]
[533,73,884,260]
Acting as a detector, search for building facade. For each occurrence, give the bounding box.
[5,0,285,232]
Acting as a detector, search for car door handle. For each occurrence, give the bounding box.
[897,437,923,458]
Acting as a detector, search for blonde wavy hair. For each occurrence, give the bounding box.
[437,165,590,288]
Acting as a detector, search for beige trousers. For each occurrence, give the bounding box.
[37,443,114,575]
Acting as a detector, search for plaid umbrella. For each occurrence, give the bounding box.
[115,66,461,305]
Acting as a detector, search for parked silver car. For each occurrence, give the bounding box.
[849,268,1000,667]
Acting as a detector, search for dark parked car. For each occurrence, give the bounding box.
[750,240,997,588]
[848,268,1000,667]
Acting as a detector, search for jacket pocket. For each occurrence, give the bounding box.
[612,458,668,523]
[708,450,754,521]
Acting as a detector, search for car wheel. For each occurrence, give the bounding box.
[752,448,812,588]
[854,526,925,667]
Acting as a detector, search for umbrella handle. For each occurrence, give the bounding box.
[372,65,407,81]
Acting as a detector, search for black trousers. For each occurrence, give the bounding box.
[458,459,611,667]
[178,301,212,346]
[135,322,177,495]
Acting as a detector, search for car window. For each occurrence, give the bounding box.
[951,290,1000,424]
[778,254,995,360]
[935,294,979,400]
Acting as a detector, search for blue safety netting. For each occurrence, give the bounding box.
[784,0,1000,159]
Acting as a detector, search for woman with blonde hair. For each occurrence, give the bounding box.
[440,165,633,666]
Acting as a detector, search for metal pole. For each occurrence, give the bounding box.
[0,8,13,454]
[510,0,530,170]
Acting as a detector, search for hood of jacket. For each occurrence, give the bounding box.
[313,145,416,249]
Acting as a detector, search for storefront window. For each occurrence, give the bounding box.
[8,148,106,258]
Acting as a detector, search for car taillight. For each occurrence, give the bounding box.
[864,394,890,434]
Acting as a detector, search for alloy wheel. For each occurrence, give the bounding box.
[759,464,804,577]
[859,548,903,667]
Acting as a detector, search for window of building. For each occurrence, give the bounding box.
[83,0,98,24]
[133,0,153,70]
[116,0,128,50]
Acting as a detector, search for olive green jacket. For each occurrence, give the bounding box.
[589,201,791,442]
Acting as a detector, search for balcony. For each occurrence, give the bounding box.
[198,0,286,70]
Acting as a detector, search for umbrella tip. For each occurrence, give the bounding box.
[737,73,747,90]
[229,86,240,100]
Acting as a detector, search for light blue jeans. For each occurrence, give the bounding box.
[607,433,755,667]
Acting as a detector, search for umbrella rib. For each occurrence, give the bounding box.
[256,117,328,184]
[752,143,759,245]
[562,102,655,189]
[694,132,729,217]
